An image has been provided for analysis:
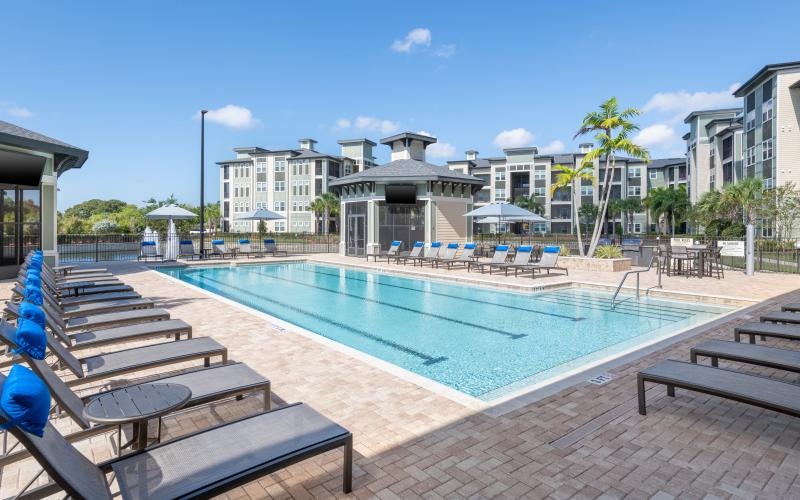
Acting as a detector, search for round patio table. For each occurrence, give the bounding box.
[83,383,191,453]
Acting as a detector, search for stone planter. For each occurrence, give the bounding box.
[559,256,631,272]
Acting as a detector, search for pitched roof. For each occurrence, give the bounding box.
[0,120,88,174]
[379,132,437,145]
[337,138,377,146]
[328,158,484,187]
[734,61,800,97]
[647,157,685,170]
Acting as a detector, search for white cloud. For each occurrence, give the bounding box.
[539,140,565,155]
[334,118,351,129]
[197,105,260,129]
[433,44,456,58]
[416,131,454,158]
[353,115,400,134]
[642,83,740,121]
[634,123,677,148]
[391,28,431,53]
[493,128,535,149]
[0,101,34,118]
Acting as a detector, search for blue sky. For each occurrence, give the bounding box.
[2,0,799,210]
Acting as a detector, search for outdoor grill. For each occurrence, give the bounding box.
[621,238,644,266]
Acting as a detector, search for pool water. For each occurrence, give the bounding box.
[160,262,731,400]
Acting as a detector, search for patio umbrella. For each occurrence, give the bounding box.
[236,208,285,221]
[464,203,546,242]
[145,204,197,260]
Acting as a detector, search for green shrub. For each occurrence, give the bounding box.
[595,245,623,259]
[720,223,745,238]
[558,246,571,256]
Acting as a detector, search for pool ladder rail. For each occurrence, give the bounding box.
[610,256,656,310]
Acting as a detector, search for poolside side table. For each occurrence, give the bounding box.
[687,245,711,278]
[83,383,191,454]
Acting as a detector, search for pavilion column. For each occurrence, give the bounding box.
[40,157,58,266]
[366,200,379,255]
[338,201,346,255]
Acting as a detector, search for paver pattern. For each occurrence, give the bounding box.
[2,256,800,499]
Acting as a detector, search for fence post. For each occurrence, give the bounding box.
[94,235,99,262]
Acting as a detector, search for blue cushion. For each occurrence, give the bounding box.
[26,269,41,283]
[18,303,46,330]
[239,239,250,244]
[141,241,156,246]
[212,239,224,245]
[544,245,560,253]
[12,322,46,360]
[413,241,424,247]
[391,241,402,247]
[431,242,442,248]
[518,245,533,253]
[464,243,476,250]
[23,286,43,306]
[447,243,459,249]
[496,245,510,252]
[0,365,51,437]
[264,239,275,244]
[24,276,41,291]
[180,240,193,245]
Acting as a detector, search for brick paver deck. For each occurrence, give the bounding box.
[3,256,800,499]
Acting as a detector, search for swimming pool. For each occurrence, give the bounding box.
[160,262,731,401]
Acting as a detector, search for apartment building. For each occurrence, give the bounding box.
[217,138,375,233]
[448,145,660,235]
[684,109,743,203]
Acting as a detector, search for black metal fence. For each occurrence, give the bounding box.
[57,233,340,263]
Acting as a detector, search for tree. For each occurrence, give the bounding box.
[513,195,544,215]
[644,185,690,235]
[204,203,221,233]
[574,97,650,256]
[723,177,764,227]
[618,197,643,236]
[92,219,118,234]
[578,204,598,237]
[763,182,800,241]
[308,192,340,234]
[64,199,128,219]
[550,164,594,256]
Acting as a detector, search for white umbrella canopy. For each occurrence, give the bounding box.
[145,204,198,220]
[236,208,285,221]
[476,215,547,224]
[464,203,546,221]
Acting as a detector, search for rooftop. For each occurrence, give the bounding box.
[328,158,484,187]
[734,60,800,97]
[379,132,437,146]
[683,108,742,124]
[0,120,88,174]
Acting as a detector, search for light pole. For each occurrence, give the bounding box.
[200,110,208,258]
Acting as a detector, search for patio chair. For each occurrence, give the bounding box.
[263,238,288,257]
[0,394,352,498]
[708,246,725,279]
[12,283,153,320]
[761,311,800,325]
[636,359,800,418]
[431,243,459,267]
[0,319,227,386]
[468,245,510,273]
[513,245,568,277]
[691,339,800,374]
[438,243,476,269]
[667,246,696,277]
[178,240,201,260]
[734,321,800,344]
[366,240,402,262]
[237,239,261,258]
[417,242,443,266]
[494,245,533,276]
[210,240,236,259]
[137,241,163,262]
[395,241,424,264]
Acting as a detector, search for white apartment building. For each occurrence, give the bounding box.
[217,138,375,233]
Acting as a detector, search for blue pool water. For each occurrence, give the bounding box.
[160,263,731,400]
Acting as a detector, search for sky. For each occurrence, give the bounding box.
[2,0,800,210]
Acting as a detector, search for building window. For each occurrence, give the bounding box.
[762,99,773,123]
[761,226,773,238]
[223,183,229,198]
[223,166,229,180]
[533,186,546,196]
[764,177,775,189]
[628,167,641,178]
[746,147,756,167]
[649,171,657,180]
[627,186,641,196]
[275,181,285,192]
[533,170,546,180]
[494,189,506,201]
[532,223,547,234]
[274,201,285,212]
[274,221,285,232]
[580,185,593,196]
[495,170,506,181]
[746,110,756,131]
[627,223,642,233]
[256,182,267,192]
[275,158,286,172]
[762,139,773,160]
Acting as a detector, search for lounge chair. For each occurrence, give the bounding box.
[178,240,201,260]
[366,240,402,262]
[761,311,800,325]
[637,359,800,418]
[431,243,459,267]
[238,239,261,258]
[12,283,153,320]
[12,299,170,334]
[211,240,236,259]
[19,273,133,298]
[513,245,568,277]
[783,303,800,313]
[137,241,163,262]
[468,245,510,273]
[263,239,288,256]
[3,304,191,352]
[0,394,352,498]
[437,243,476,269]
[734,321,800,344]
[0,322,227,386]
[395,241,424,264]
[494,245,533,276]
[691,339,800,374]
[58,290,142,306]
[51,264,109,277]
[417,242,443,266]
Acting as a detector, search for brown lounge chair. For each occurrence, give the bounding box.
[760,311,800,325]
[734,321,800,344]
[637,359,800,417]
[0,383,353,498]
[691,339,800,373]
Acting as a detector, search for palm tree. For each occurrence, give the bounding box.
[644,186,690,235]
[512,195,544,215]
[308,198,326,234]
[574,98,650,256]
[722,177,764,226]
[550,164,594,256]
[578,203,598,237]
[308,192,340,234]
[618,197,643,236]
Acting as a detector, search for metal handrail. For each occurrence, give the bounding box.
[611,255,655,309]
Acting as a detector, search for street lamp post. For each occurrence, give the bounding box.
[200,110,208,258]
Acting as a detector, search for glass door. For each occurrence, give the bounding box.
[347,214,365,256]
[0,187,40,267]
